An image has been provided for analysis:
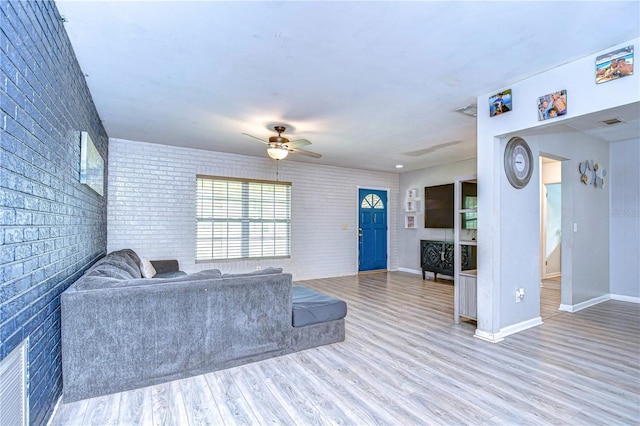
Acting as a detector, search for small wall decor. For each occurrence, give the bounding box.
[489,89,512,117]
[537,89,567,121]
[596,45,634,84]
[578,160,607,189]
[405,215,417,229]
[405,188,420,228]
[405,188,420,212]
[80,131,104,196]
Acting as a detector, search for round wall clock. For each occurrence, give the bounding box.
[504,136,533,189]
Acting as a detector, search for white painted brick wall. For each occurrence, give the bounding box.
[108,138,399,280]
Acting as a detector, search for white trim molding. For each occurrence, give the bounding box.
[474,329,504,343]
[474,316,543,343]
[611,294,640,304]
[397,267,421,275]
[500,317,543,338]
[559,294,611,313]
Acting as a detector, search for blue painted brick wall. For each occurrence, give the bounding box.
[1,0,108,423]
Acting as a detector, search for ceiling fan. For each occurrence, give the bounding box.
[242,126,322,160]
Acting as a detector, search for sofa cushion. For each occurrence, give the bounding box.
[194,269,223,278]
[292,285,347,327]
[154,271,187,279]
[74,268,223,291]
[109,249,143,278]
[82,249,143,281]
[97,257,141,280]
[222,267,283,278]
[109,248,141,265]
[74,276,126,291]
[84,267,133,281]
[140,258,157,278]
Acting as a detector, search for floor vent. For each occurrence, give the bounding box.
[0,339,29,426]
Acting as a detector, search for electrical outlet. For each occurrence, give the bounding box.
[515,288,525,303]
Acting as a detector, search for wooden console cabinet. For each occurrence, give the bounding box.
[420,240,474,280]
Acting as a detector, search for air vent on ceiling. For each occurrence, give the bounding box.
[454,104,477,117]
[601,118,625,126]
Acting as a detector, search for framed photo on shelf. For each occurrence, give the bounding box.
[405,215,417,229]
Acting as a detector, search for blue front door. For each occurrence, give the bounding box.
[358,189,387,271]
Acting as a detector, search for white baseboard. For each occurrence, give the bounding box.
[474,317,543,343]
[559,294,611,313]
[611,294,640,303]
[397,267,421,275]
[473,329,504,343]
[500,317,543,338]
[558,303,573,312]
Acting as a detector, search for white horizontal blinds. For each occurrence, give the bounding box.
[0,340,28,426]
[196,176,291,261]
[247,182,291,257]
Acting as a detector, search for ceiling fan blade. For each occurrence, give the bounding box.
[287,139,312,149]
[241,133,269,144]
[290,148,322,158]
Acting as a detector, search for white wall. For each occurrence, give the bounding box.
[610,138,640,300]
[108,138,399,280]
[476,38,639,340]
[397,158,476,273]
[507,131,610,316]
[541,161,561,184]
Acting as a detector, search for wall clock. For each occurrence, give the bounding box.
[504,136,533,189]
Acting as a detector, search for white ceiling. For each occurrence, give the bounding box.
[55,1,639,173]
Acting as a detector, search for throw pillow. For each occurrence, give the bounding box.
[140,258,157,278]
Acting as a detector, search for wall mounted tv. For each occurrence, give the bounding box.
[424,183,454,228]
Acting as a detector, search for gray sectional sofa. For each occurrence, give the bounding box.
[61,249,346,402]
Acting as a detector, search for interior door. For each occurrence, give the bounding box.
[358,189,387,271]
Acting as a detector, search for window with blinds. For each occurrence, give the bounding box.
[196,175,291,261]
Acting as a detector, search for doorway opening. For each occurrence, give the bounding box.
[540,156,562,319]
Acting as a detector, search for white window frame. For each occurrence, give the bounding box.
[196,175,291,261]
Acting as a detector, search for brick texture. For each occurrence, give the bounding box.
[108,138,399,280]
[0,1,108,423]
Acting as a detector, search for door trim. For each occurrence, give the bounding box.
[356,186,390,272]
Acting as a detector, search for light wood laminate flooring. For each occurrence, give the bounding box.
[51,272,640,425]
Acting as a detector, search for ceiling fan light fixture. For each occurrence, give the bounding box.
[267,147,289,160]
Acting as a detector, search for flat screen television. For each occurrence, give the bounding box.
[424,183,454,228]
